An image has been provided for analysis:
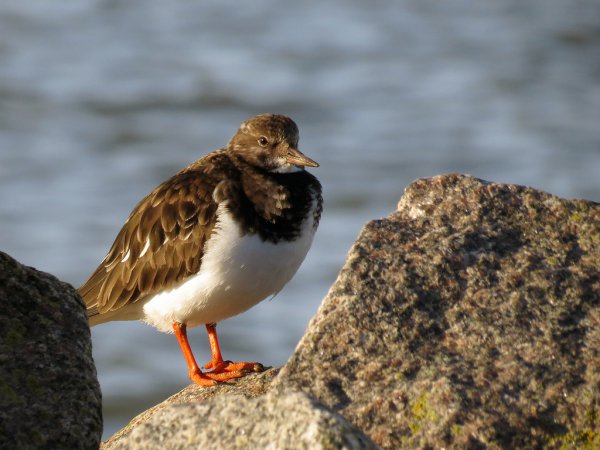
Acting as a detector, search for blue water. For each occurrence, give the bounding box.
[1,0,598,437]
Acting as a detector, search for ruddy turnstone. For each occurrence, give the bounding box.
[79,114,322,386]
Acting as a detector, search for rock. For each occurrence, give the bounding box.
[0,251,102,449]
[274,174,600,449]
[101,174,599,449]
[103,368,376,450]
[102,368,280,449]
[109,388,377,450]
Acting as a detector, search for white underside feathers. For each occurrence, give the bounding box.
[141,202,317,332]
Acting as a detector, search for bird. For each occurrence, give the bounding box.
[79,113,322,386]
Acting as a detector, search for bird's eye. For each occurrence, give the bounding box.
[258,136,269,147]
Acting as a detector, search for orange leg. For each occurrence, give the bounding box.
[203,323,264,379]
[172,321,217,386]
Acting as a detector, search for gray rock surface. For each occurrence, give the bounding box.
[111,389,377,450]
[0,251,102,450]
[275,174,599,449]
[102,368,280,449]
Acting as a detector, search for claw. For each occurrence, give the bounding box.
[189,371,218,386]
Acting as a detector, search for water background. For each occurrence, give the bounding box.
[1,0,598,438]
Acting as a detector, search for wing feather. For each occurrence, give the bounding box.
[80,152,230,318]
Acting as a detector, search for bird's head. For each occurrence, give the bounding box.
[227,114,319,173]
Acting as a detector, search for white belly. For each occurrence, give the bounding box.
[142,203,316,332]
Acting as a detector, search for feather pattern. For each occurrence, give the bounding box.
[79,114,323,327]
[80,150,322,320]
[79,151,227,316]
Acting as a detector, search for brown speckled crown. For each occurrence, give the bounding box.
[80,114,322,318]
[229,114,299,151]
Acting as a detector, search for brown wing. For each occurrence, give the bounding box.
[79,154,227,317]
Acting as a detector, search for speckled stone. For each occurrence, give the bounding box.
[101,368,280,449]
[275,174,600,449]
[110,389,377,450]
[0,251,102,450]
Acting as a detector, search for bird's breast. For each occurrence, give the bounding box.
[142,201,317,332]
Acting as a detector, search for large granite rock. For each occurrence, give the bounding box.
[103,368,376,449]
[112,389,377,450]
[102,174,599,449]
[0,251,102,449]
[275,174,599,449]
[102,368,280,449]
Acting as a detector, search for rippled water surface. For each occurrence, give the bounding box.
[1,0,599,437]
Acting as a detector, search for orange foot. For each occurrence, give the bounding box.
[188,369,218,387]
[172,320,265,387]
[203,323,264,381]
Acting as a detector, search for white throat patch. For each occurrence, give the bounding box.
[272,164,303,174]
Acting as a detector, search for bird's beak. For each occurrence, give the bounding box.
[285,147,319,168]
